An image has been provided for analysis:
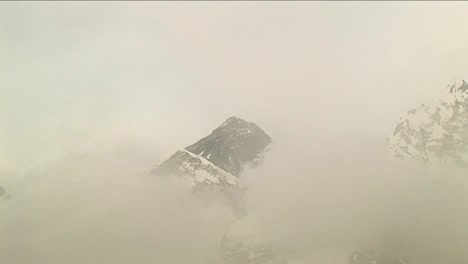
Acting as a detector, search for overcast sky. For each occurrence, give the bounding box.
[1,2,468,171]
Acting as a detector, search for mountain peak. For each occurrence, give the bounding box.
[224,115,244,123]
[151,116,272,217]
[219,116,256,129]
[153,116,271,178]
[185,117,272,176]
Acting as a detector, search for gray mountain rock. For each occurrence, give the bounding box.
[185,116,272,177]
[151,116,272,217]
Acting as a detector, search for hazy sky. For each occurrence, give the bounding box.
[2,2,468,170]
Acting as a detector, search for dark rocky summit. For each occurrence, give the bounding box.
[185,116,272,177]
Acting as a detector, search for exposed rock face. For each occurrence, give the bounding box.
[389,78,468,167]
[151,116,272,217]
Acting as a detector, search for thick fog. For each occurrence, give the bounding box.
[243,137,468,263]
[2,2,468,264]
[0,153,236,264]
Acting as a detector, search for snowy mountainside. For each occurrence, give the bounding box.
[389,77,468,167]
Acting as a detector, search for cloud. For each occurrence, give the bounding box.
[243,136,468,263]
[0,153,235,264]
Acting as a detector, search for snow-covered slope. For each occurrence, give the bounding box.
[152,116,272,217]
[389,77,468,167]
[154,149,240,187]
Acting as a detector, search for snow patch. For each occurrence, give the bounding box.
[181,149,239,186]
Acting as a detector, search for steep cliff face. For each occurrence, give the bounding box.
[151,116,272,216]
[389,78,468,167]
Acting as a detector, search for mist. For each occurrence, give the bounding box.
[2,136,468,263]
[0,153,235,264]
[243,137,468,263]
[2,2,468,264]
